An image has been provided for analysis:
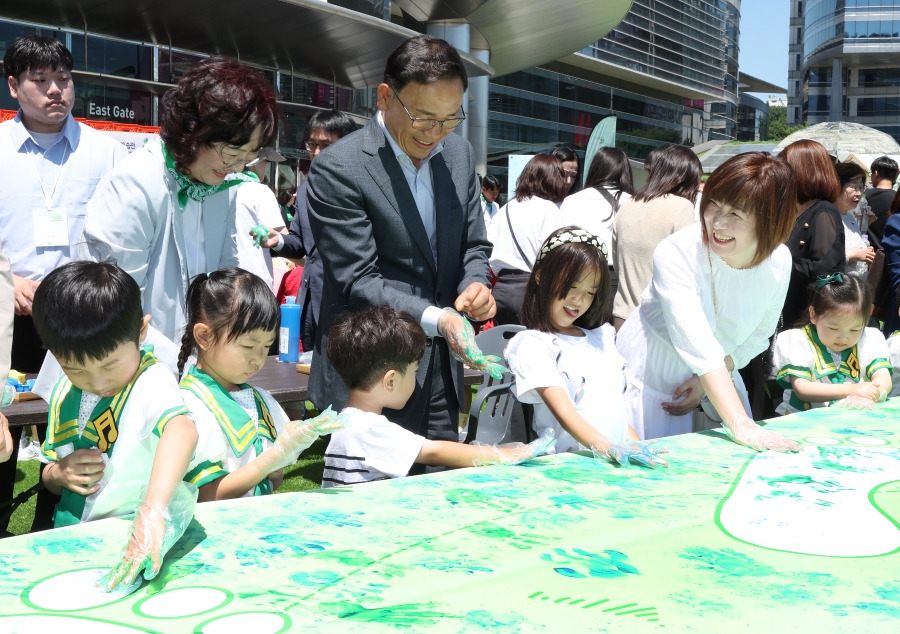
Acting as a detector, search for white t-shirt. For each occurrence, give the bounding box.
[39,362,208,523]
[773,326,891,414]
[488,196,564,272]
[181,384,288,498]
[559,187,631,257]
[637,224,792,377]
[29,130,61,150]
[321,408,425,487]
[888,331,900,398]
[505,325,628,453]
[234,182,285,289]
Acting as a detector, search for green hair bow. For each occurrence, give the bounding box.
[816,272,844,288]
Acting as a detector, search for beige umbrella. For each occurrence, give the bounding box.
[773,121,900,156]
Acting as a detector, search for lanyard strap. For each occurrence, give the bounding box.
[26,139,69,210]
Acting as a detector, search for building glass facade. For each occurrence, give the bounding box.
[792,0,900,140]
[486,0,748,178]
[487,66,706,174]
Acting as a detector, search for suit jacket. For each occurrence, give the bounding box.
[306,118,491,428]
[278,181,323,332]
[883,213,900,335]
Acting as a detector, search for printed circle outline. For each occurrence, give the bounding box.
[131,586,233,620]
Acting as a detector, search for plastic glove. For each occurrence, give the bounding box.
[250,224,270,248]
[722,414,800,453]
[437,308,508,379]
[471,429,556,466]
[100,482,198,592]
[590,436,670,468]
[833,393,878,411]
[1,384,14,408]
[252,406,350,475]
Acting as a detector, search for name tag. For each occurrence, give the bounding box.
[33,207,70,247]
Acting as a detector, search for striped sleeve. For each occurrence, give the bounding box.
[184,460,227,487]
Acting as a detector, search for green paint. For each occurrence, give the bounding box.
[677,547,776,578]
[582,600,609,609]
[313,549,377,568]
[327,601,455,627]
[602,603,638,612]
[146,560,204,595]
[528,591,542,599]
[617,607,657,615]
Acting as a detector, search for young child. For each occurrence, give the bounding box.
[321,305,554,487]
[889,288,900,399]
[773,272,892,414]
[505,227,666,468]
[32,261,200,590]
[177,268,344,501]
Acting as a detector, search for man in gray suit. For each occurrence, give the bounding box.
[306,35,495,443]
[266,110,358,352]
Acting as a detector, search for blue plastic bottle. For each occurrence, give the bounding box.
[279,296,302,362]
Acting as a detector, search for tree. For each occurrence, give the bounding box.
[766,106,808,142]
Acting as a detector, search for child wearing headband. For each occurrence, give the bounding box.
[773,272,892,414]
[504,226,667,468]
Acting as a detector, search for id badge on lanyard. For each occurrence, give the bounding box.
[33,202,70,248]
[29,141,71,248]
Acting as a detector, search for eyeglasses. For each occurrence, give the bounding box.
[845,182,864,193]
[393,89,465,131]
[215,143,259,171]
[305,140,332,152]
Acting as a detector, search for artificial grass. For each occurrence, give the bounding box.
[2,436,329,538]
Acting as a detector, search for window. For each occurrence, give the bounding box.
[796,54,802,71]
[797,2,802,17]
[797,27,802,44]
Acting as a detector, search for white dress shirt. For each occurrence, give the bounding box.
[376,111,447,335]
[0,112,127,280]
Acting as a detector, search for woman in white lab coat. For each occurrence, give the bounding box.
[80,57,281,362]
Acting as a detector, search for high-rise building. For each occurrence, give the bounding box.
[485,0,781,177]
[788,0,900,140]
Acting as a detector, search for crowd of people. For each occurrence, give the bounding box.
[0,31,899,590]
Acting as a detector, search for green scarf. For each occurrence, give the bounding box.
[43,348,172,527]
[161,141,259,210]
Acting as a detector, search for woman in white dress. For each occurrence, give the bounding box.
[79,57,281,360]
[834,162,876,279]
[488,154,567,325]
[616,152,800,452]
[560,147,634,304]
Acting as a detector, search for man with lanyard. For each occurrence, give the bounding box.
[0,36,126,531]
